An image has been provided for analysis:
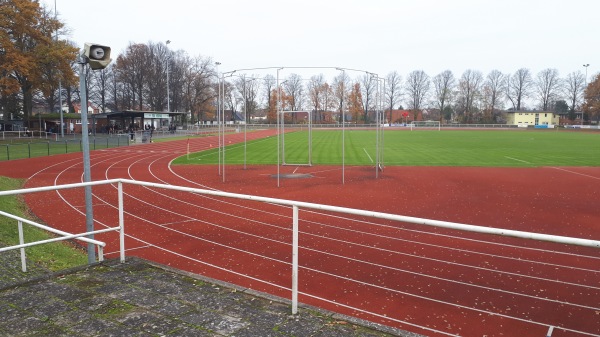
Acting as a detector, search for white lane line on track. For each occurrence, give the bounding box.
[550,167,600,180]
[159,219,197,227]
[43,136,600,336]
[158,140,600,285]
[144,154,600,303]
[303,210,600,269]
[131,146,599,334]
[100,202,597,336]
[104,245,152,255]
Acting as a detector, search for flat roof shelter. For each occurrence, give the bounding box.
[91,110,186,134]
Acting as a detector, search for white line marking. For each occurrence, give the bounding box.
[363,148,374,163]
[505,156,532,165]
[550,167,600,180]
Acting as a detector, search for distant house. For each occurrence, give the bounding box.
[556,111,585,125]
[385,109,423,125]
[72,102,100,114]
[505,111,559,127]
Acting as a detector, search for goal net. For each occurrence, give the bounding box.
[409,121,441,131]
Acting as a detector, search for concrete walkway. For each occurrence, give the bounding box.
[0,256,422,337]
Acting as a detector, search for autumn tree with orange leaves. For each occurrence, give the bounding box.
[0,0,78,122]
[582,73,600,124]
[348,83,363,123]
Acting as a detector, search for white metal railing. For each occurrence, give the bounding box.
[1,179,599,335]
[0,181,127,271]
[0,210,118,271]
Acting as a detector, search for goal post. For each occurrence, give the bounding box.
[278,110,312,167]
[409,120,441,131]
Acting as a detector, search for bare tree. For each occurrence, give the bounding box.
[88,65,111,113]
[223,81,237,121]
[360,73,376,123]
[482,70,506,122]
[308,74,325,123]
[456,69,483,123]
[235,74,259,124]
[564,71,585,115]
[263,74,275,112]
[181,55,215,123]
[535,68,561,111]
[432,70,455,123]
[385,71,402,124]
[321,82,335,122]
[506,68,533,110]
[144,41,169,111]
[115,43,150,110]
[283,73,304,122]
[405,70,430,116]
[333,71,350,123]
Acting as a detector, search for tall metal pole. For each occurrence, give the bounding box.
[222,73,226,182]
[79,57,95,263]
[166,40,171,113]
[583,64,589,126]
[243,78,253,170]
[276,68,282,187]
[215,63,221,176]
[338,69,345,185]
[54,0,64,138]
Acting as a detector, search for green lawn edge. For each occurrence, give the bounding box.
[0,176,88,271]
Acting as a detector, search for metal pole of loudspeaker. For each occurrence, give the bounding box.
[54,0,64,138]
[78,56,95,263]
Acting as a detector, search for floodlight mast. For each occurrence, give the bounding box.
[220,70,236,182]
[276,68,283,187]
[336,68,346,185]
[214,62,221,176]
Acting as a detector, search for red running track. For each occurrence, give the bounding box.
[1,129,599,337]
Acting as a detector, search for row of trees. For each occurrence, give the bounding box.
[2,0,599,126]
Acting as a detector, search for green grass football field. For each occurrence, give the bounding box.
[174,129,600,167]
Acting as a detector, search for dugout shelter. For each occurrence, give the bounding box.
[91,110,185,134]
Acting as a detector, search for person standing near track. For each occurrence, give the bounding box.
[128,123,134,141]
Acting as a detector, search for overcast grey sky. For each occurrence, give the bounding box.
[45,0,598,81]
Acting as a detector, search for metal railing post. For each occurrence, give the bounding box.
[97,245,104,261]
[18,220,26,272]
[118,181,125,262]
[292,205,299,314]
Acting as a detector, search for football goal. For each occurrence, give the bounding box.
[278,111,312,167]
[409,121,441,131]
